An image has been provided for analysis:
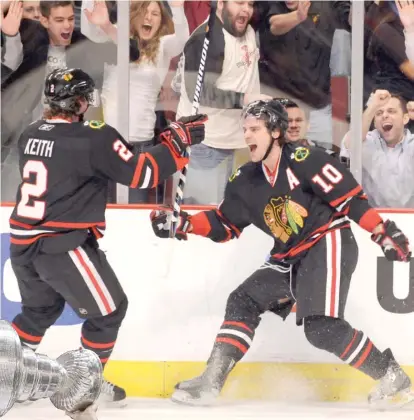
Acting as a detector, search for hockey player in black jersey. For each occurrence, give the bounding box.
[9,68,207,407]
[151,99,412,408]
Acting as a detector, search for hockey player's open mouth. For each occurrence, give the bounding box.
[142,24,152,36]
[382,123,393,132]
[248,144,257,152]
[61,32,71,40]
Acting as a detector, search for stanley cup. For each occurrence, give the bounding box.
[0,320,103,417]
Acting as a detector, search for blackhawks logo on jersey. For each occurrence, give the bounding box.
[87,120,106,129]
[229,168,241,182]
[293,147,310,162]
[263,196,308,243]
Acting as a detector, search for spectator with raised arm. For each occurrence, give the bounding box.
[396,0,414,62]
[255,1,351,149]
[1,0,140,202]
[342,89,414,208]
[82,0,189,203]
[367,0,414,103]
[1,0,23,75]
[175,0,267,205]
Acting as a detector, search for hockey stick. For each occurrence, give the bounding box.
[169,1,218,238]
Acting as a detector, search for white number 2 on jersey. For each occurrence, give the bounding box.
[17,160,48,220]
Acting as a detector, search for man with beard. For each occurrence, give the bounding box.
[174,0,270,205]
[342,89,414,208]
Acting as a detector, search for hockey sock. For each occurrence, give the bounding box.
[337,328,390,380]
[81,333,116,368]
[304,316,390,380]
[212,320,255,363]
[12,317,45,351]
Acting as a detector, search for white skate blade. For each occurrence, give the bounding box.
[171,389,218,407]
[370,388,414,411]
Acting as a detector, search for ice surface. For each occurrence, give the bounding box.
[7,398,414,420]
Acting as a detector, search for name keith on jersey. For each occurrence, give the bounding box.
[24,138,54,158]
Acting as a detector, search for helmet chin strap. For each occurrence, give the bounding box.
[261,136,276,161]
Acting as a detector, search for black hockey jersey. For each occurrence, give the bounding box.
[9,119,187,263]
[189,143,382,264]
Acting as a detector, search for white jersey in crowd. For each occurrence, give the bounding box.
[177,23,260,150]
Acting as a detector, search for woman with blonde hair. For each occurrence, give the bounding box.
[82,0,189,201]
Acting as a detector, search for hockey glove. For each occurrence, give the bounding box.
[161,114,207,157]
[150,206,192,240]
[371,220,411,262]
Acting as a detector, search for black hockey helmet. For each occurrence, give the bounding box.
[242,98,289,136]
[242,98,289,160]
[44,68,95,114]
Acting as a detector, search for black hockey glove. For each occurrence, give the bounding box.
[371,220,411,262]
[161,114,207,157]
[150,206,192,240]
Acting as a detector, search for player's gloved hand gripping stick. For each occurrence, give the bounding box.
[169,0,218,238]
[151,207,191,241]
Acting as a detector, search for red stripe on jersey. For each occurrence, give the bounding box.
[330,185,362,208]
[91,226,103,239]
[9,219,33,229]
[43,221,105,229]
[130,154,146,188]
[358,208,383,233]
[160,142,189,171]
[215,210,241,237]
[145,152,159,188]
[189,212,212,237]
[10,232,61,245]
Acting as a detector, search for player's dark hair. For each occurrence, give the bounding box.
[40,1,74,18]
[43,108,73,120]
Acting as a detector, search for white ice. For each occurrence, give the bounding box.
[6,398,414,420]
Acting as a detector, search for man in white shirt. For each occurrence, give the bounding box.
[176,0,268,204]
[342,90,414,208]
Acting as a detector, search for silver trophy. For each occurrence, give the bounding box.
[0,320,103,417]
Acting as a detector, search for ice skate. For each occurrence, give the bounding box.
[99,379,127,407]
[368,349,413,410]
[171,349,235,406]
[172,373,221,406]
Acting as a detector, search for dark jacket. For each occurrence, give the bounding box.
[1,18,139,152]
[255,1,351,109]
[2,18,139,91]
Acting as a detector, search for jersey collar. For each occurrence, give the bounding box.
[262,156,281,187]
